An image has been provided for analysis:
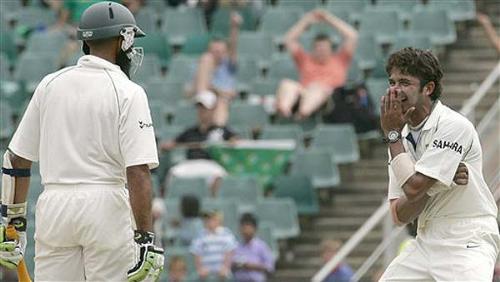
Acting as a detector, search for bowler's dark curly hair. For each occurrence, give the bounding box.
[386,47,443,101]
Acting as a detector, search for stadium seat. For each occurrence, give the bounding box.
[236,58,259,93]
[272,174,319,215]
[346,60,364,86]
[373,0,419,22]
[0,29,17,61]
[427,0,476,22]
[237,32,273,66]
[0,102,13,139]
[291,149,341,189]
[389,34,432,54]
[163,198,180,240]
[149,103,169,133]
[13,6,56,30]
[218,175,262,212]
[257,222,279,259]
[161,7,207,45]
[325,0,370,23]
[353,35,379,70]
[311,124,360,164]
[131,54,162,84]
[25,31,68,55]
[260,125,303,146]
[276,0,320,11]
[267,54,299,81]
[249,78,278,97]
[365,78,388,115]
[171,102,198,127]
[202,198,240,233]
[368,57,388,80]
[167,177,210,200]
[14,52,58,93]
[358,10,401,45]
[135,32,171,66]
[228,103,269,130]
[211,6,259,36]
[134,7,159,33]
[230,125,252,139]
[0,52,10,80]
[255,198,300,239]
[409,9,457,46]
[275,113,322,135]
[166,55,198,83]
[145,79,185,104]
[259,7,301,45]
[180,33,210,57]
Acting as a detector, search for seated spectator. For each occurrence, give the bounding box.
[192,11,242,126]
[168,256,188,282]
[159,91,239,193]
[276,9,358,120]
[477,12,500,54]
[190,209,237,281]
[176,195,204,246]
[232,213,275,282]
[320,239,354,282]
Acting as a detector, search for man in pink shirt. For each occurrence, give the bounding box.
[276,9,358,120]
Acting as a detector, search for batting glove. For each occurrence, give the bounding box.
[128,230,164,282]
[0,217,27,270]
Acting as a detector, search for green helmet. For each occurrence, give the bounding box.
[76,1,145,41]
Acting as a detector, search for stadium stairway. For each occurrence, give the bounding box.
[271,4,499,281]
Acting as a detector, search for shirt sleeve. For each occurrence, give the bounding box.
[415,119,473,187]
[119,87,159,169]
[8,82,43,162]
[259,241,275,272]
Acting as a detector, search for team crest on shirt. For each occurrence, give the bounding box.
[138,120,153,129]
[432,139,463,154]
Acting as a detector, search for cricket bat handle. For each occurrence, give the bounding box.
[6,225,31,282]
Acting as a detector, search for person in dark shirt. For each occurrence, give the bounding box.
[159,91,238,194]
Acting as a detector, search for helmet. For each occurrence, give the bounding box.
[76,1,145,41]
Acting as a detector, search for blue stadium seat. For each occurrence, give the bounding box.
[259,7,301,45]
[311,124,360,164]
[373,0,419,22]
[325,0,370,23]
[237,32,273,67]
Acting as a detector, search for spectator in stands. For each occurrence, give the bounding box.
[477,12,500,54]
[168,256,188,282]
[232,213,275,282]
[320,239,354,282]
[192,11,242,126]
[122,0,145,14]
[159,91,238,194]
[176,195,204,246]
[191,209,237,280]
[276,9,358,120]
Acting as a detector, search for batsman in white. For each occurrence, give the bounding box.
[0,2,164,281]
[379,47,499,281]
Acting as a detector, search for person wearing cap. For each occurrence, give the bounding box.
[232,213,275,282]
[192,11,242,126]
[159,91,239,194]
[190,209,238,280]
[0,2,163,281]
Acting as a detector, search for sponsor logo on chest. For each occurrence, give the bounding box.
[432,139,463,154]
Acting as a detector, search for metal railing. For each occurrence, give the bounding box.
[311,61,500,282]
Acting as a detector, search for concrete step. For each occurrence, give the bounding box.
[299,229,383,244]
[320,206,379,217]
[314,217,372,231]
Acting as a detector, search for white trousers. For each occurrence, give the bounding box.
[34,184,135,281]
[380,216,500,281]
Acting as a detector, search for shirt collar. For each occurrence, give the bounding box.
[77,55,127,77]
[402,100,443,136]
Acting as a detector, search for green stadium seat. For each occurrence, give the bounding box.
[353,35,379,70]
[25,31,68,55]
[0,29,17,62]
[131,54,162,84]
[365,78,388,115]
[267,54,298,81]
[149,103,169,133]
[427,0,476,22]
[276,0,320,11]
[211,7,259,36]
[167,177,210,200]
[290,149,341,189]
[13,7,56,29]
[144,0,167,11]
[275,113,322,135]
[161,7,207,45]
[409,9,457,46]
[135,32,171,67]
[218,175,262,212]
[236,58,259,93]
[368,57,388,80]
[311,124,360,164]
[0,52,10,80]
[0,103,13,139]
[237,32,273,66]
[135,7,159,33]
[346,60,364,86]
[255,198,300,239]
[145,79,185,104]
[171,102,197,127]
[230,125,252,139]
[180,33,210,57]
[358,10,401,45]
[14,52,58,93]
[163,198,180,240]
[257,222,279,259]
[325,0,370,23]
[259,7,301,45]
[260,125,303,146]
[373,0,419,22]
[249,78,278,97]
[228,103,268,130]
[390,34,432,53]
[166,55,197,83]
[0,0,22,12]
[272,174,319,215]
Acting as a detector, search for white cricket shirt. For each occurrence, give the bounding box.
[387,101,497,223]
[9,55,159,185]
